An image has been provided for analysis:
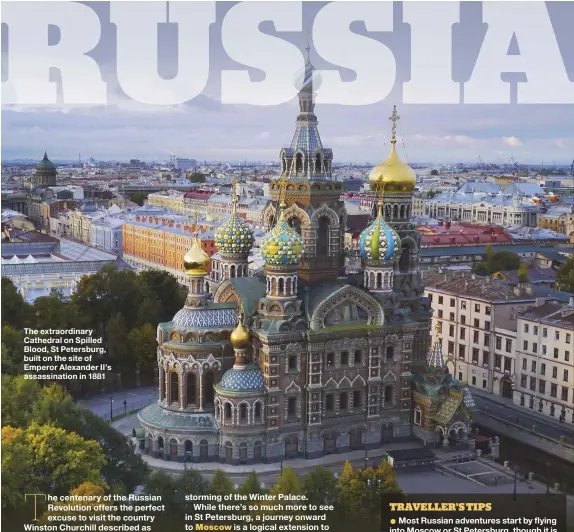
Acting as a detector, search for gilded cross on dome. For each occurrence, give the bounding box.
[278,172,288,211]
[231,176,239,210]
[389,105,400,144]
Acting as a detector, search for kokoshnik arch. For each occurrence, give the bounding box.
[137,52,476,464]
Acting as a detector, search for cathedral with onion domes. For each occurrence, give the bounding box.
[138,50,473,464]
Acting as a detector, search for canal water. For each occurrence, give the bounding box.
[476,424,574,494]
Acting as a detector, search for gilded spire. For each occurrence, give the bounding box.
[231,176,239,214]
[389,105,400,145]
[230,309,250,351]
[428,322,445,368]
[435,320,442,340]
[278,172,288,219]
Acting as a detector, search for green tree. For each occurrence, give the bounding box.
[209,469,235,496]
[304,467,338,505]
[430,169,439,176]
[1,422,105,508]
[189,172,206,183]
[426,190,439,198]
[239,471,265,495]
[1,375,42,427]
[1,325,24,375]
[556,256,574,292]
[128,323,157,371]
[145,471,179,511]
[473,249,521,276]
[39,483,108,523]
[270,467,303,496]
[106,312,129,365]
[139,270,186,322]
[518,263,529,283]
[136,295,161,326]
[1,277,29,329]
[129,191,148,206]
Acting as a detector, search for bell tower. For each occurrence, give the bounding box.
[264,45,347,284]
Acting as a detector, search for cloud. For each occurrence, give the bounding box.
[555,139,567,149]
[503,136,522,148]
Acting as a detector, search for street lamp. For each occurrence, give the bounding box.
[109,397,114,421]
[364,443,369,469]
[123,400,127,415]
[512,465,519,501]
[367,476,381,502]
[545,462,551,494]
[280,460,284,476]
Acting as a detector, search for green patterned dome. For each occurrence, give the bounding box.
[358,207,401,262]
[36,152,56,172]
[215,213,254,255]
[261,217,304,266]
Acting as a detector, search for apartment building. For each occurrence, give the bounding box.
[425,272,548,397]
[514,300,574,423]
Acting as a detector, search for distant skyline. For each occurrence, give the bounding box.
[2,2,574,165]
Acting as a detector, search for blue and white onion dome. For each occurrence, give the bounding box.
[214,213,254,255]
[261,214,304,267]
[358,207,401,262]
[217,363,265,393]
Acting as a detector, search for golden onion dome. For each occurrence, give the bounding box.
[183,235,210,274]
[230,319,250,349]
[368,143,416,194]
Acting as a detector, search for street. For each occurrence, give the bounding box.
[79,386,156,419]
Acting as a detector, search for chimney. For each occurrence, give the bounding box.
[535,298,545,308]
[570,296,574,308]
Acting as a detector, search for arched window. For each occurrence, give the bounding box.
[377,272,382,289]
[224,403,232,421]
[384,385,393,405]
[225,442,233,459]
[339,392,348,410]
[289,217,302,235]
[295,153,303,173]
[185,440,193,454]
[170,439,178,456]
[414,407,422,426]
[326,394,334,411]
[239,403,248,423]
[317,217,329,256]
[386,346,394,361]
[315,154,322,173]
[254,402,262,421]
[230,265,236,278]
[170,372,179,406]
[203,371,215,406]
[157,436,164,450]
[393,205,399,219]
[353,390,362,408]
[399,244,410,273]
[186,373,197,407]
[239,442,248,463]
[278,278,285,295]
[200,439,208,460]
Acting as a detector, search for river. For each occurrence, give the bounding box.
[476,424,574,494]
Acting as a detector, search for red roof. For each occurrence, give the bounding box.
[418,222,513,247]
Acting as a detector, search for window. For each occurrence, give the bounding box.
[533,326,539,335]
[485,321,491,331]
[414,406,422,425]
[458,372,463,381]
[539,380,546,394]
[522,358,527,370]
[567,334,571,344]
[449,312,455,321]
[504,357,512,373]
[552,366,558,378]
[288,355,297,371]
[472,348,479,363]
[523,340,528,351]
[484,352,490,366]
[354,350,362,365]
[539,400,543,412]
[449,324,455,337]
[475,303,480,312]
[448,342,454,355]
[461,301,467,310]
[225,403,232,420]
[341,352,349,366]
[254,403,262,420]
[326,353,334,367]
[529,396,534,409]
[438,296,444,305]
[529,377,536,391]
[564,369,569,382]
[437,322,443,334]
[485,306,491,316]
[472,376,476,385]
[531,360,537,372]
[533,343,538,353]
[506,339,512,353]
[550,383,557,398]
[461,315,466,325]
[438,309,443,318]
[496,336,502,350]
[541,363,546,376]
[520,394,525,406]
[458,345,466,359]
[550,404,556,417]
[543,328,548,338]
[555,331,560,341]
[494,354,501,369]
[450,298,455,307]
[287,397,297,416]
[474,318,480,328]
[460,328,466,340]
[239,404,247,421]
[524,324,529,333]
[339,393,348,410]
[521,374,527,387]
[561,387,569,402]
[353,390,362,408]
[484,334,490,347]
[326,394,334,411]
[482,379,487,388]
[554,348,559,359]
[386,346,394,361]
[473,331,480,343]
[566,351,570,362]
[542,345,547,356]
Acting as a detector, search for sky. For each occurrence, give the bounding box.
[2,1,574,165]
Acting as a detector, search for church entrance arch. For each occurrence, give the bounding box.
[284,436,299,458]
[349,428,363,450]
[380,423,394,443]
[322,433,337,455]
[200,439,209,460]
